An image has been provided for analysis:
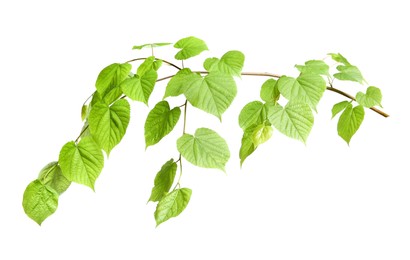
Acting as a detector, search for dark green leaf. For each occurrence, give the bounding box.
[337,103,365,144]
[148,159,177,202]
[174,36,208,60]
[356,86,382,108]
[120,70,158,104]
[155,188,192,226]
[38,162,71,194]
[95,63,131,95]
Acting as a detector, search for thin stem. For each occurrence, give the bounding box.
[126,57,182,70]
[182,100,188,134]
[75,125,88,143]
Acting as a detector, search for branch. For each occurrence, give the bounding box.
[126,57,182,70]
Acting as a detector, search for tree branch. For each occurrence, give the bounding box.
[126,57,182,70]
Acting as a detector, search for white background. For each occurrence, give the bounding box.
[1,0,409,259]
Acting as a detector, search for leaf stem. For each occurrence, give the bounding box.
[182,100,188,134]
[75,126,88,143]
[126,57,182,70]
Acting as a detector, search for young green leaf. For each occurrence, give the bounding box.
[277,74,326,110]
[356,86,382,108]
[334,65,365,84]
[174,36,208,60]
[328,53,351,65]
[239,125,258,166]
[252,123,273,146]
[59,137,104,190]
[23,180,58,225]
[155,188,192,226]
[89,99,131,155]
[148,159,177,202]
[81,105,88,121]
[295,60,330,76]
[238,101,266,130]
[95,63,132,95]
[203,50,245,77]
[145,101,181,148]
[38,162,71,194]
[177,128,230,171]
[268,102,314,143]
[132,43,172,50]
[164,68,201,98]
[120,70,158,104]
[260,78,280,103]
[183,72,237,120]
[331,101,351,118]
[337,103,365,144]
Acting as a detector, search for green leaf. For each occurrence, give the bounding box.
[95,63,131,95]
[331,101,350,118]
[277,74,326,110]
[203,51,245,77]
[164,68,201,98]
[148,159,177,202]
[239,125,258,166]
[59,137,104,190]
[23,180,59,225]
[356,86,382,108]
[145,101,181,148]
[177,128,230,171]
[295,60,330,76]
[252,123,273,146]
[120,70,158,104]
[137,56,162,76]
[89,99,131,155]
[183,72,237,119]
[174,36,208,60]
[154,188,192,226]
[38,162,71,194]
[260,79,280,103]
[334,65,365,84]
[81,105,87,121]
[238,101,266,130]
[132,43,172,50]
[337,104,365,144]
[268,102,314,143]
[328,53,351,65]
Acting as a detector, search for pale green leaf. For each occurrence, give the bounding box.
[260,79,280,103]
[239,125,258,166]
[23,180,58,225]
[136,56,162,76]
[203,51,245,77]
[238,101,266,130]
[155,188,192,226]
[59,137,104,190]
[132,43,172,50]
[163,69,201,98]
[337,104,365,144]
[268,102,314,143]
[95,63,131,95]
[332,101,350,118]
[295,60,330,76]
[356,86,382,108]
[328,53,351,65]
[38,162,71,194]
[145,101,181,148]
[120,70,158,104]
[177,128,230,171]
[174,36,208,60]
[183,72,237,119]
[334,65,365,84]
[252,123,273,146]
[277,74,326,110]
[89,99,131,155]
[148,159,177,202]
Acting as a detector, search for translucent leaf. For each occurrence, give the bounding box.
[252,123,273,146]
[268,102,314,143]
[328,53,351,65]
[145,101,181,148]
[164,69,201,98]
[238,101,266,130]
[260,79,280,103]
[95,63,131,95]
[183,72,237,120]
[81,105,87,121]
[174,36,208,60]
[148,159,177,202]
[334,65,365,84]
[38,162,71,194]
[89,99,130,155]
[332,101,350,118]
[277,74,326,110]
[177,128,230,171]
[239,125,258,166]
[23,180,58,225]
[120,70,158,104]
[154,188,192,226]
[337,104,365,144]
[203,51,245,77]
[295,60,330,76]
[356,86,382,108]
[132,43,172,50]
[59,137,104,190]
